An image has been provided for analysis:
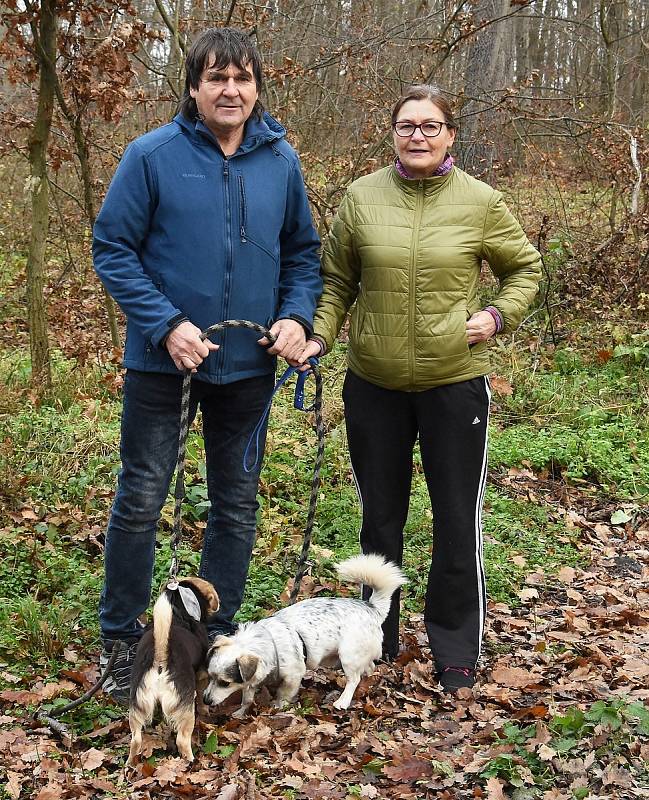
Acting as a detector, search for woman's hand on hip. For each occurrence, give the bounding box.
[466,311,497,345]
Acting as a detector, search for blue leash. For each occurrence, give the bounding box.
[243,358,319,473]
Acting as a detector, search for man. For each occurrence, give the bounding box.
[93,27,321,703]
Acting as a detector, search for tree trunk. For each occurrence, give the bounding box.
[70,114,121,347]
[26,0,57,395]
[455,0,509,183]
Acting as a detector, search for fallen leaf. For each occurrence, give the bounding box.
[188,769,221,784]
[537,743,557,761]
[485,776,508,800]
[215,784,239,800]
[5,772,22,800]
[153,757,191,784]
[383,757,433,782]
[79,747,107,771]
[36,680,77,700]
[359,785,380,798]
[34,787,60,800]
[557,566,576,583]
[491,666,542,688]
[490,375,513,396]
[238,721,272,757]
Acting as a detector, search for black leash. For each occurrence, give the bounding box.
[36,319,323,737]
[34,641,124,738]
[169,319,324,603]
[287,361,324,603]
[169,320,278,582]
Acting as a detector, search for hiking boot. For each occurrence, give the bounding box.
[99,639,139,706]
[436,666,475,694]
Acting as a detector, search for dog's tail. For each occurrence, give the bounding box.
[152,591,173,668]
[336,554,407,620]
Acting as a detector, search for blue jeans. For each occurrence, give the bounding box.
[99,369,274,642]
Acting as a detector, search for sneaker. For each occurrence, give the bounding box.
[99,639,139,706]
[436,666,475,694]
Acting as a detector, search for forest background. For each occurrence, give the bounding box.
[0,2,648,799]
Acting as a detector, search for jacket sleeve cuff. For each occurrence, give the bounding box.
[309,335,327,356]
[151,313,187,349]
[483,305,504,334]
[280,314,314,336]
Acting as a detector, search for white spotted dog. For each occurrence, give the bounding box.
[127,577,220,766]
[204,554,406,717]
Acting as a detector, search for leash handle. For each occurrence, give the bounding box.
[200,319,277,345]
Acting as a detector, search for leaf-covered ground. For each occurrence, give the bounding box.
[1,474,647,800]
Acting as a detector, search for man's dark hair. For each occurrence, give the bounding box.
[177,28,264,121]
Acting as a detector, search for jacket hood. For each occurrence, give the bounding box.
[173,111,285,154]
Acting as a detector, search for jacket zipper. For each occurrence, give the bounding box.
[217,157,232,379]
[238,175,247,242]
[408,181,424,386]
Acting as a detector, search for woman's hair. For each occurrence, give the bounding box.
[391,85,458,129]
[177,27,264,121]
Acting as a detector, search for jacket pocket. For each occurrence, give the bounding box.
[244,235,278,264]
[442,309,471,357]
[349,298,366,344]
[238,174,278,263]
[238,175,247,242]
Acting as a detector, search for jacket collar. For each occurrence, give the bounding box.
[174,111,285,155]
[390,164,455,195]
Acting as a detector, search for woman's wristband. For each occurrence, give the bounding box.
[483,306,504,334]
[309,335,327,356]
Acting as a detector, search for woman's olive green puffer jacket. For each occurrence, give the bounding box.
[313,165,542,391]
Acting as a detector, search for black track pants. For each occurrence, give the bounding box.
[343,369,490,669]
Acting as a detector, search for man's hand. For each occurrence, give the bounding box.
[165,320,219,372]
[466,311,497,345]
[258,318,306,364]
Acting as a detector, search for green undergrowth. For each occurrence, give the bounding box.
[490,330,649,498]
[0,324,646,672]
[0,526,101,668]
[481,700,649,795]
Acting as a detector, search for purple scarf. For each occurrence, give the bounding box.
[395,154,454,179]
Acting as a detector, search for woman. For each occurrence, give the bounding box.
[299,85,541,693]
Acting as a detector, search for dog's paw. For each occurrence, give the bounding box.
[232,707,248,720]
[332,698,351,710]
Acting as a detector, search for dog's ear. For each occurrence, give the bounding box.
[207,589,220,614]
[180,577,220,614]
[238,654,259,682]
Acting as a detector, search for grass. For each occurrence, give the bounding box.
[0,315,647,673]
[488,335,649,498]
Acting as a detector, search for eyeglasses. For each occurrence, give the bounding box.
[392,121,449,138]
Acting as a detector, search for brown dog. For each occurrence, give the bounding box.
[127,577,219,765]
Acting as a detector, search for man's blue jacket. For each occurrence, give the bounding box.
[93,112,322,384]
